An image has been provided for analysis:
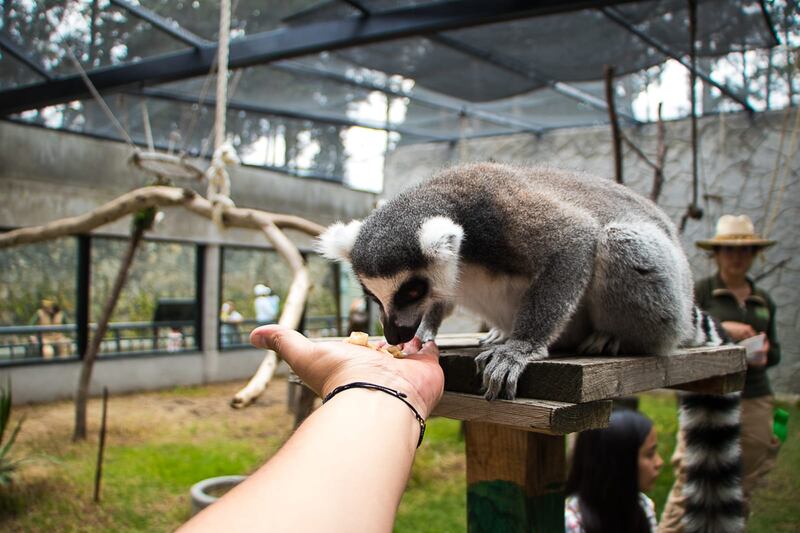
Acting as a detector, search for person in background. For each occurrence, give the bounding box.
[30,296,70,358]
[565,409,663,533]
[220,301,243,346]
[253,283,280,325]
[660,214,782,530]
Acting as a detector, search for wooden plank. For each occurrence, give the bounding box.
[439,345,746,403]
[670,370,746,395]
[433,392,611,434]
[466,422,566,533]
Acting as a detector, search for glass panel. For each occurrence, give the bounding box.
[220,247,291,349]
[0,237,78,363]
[138,0,325,41]
[220,248,340,347]
[0,0,189,77]
[305,254,339,338]
[91,237,197,356]
[0,49,46,90]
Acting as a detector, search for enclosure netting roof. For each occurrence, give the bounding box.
[0,0,784,187]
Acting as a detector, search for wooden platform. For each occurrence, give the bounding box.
[433,333,745,434]
[309,332,746,532]
[312,333,746,434]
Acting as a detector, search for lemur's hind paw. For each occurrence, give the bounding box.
[475,340,546,400]
[479,327,507,345]
[578,332,620,355]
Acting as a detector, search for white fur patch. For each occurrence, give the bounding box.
[418,217,463,297]
[456,264,531,334]
[418,217,463,262]
[315,220,362,262]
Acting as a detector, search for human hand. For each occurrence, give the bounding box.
[721,321,757,341]
[250,326,444,419]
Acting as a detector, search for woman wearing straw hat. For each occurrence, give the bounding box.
[660,215,782,532]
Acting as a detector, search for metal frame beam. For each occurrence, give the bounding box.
[0,34,52,80]
[134,88,451,141]
[275,61,544,134]
[330,0,637,125]
[108,0,211,48]
[0,0,640,116]
[600,6,754,113]
[430,33,642,125]
[106,0,543,135]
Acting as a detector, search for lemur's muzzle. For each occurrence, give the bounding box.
[382,316,421,345]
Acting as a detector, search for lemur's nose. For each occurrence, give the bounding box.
[383,322,417,345]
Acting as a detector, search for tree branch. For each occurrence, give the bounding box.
[1,185,331,409]
[0,186,326,249]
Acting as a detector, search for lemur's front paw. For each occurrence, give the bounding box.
[475,340,547,400]
[479,327,507,345]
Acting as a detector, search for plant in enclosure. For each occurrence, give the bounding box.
[0,381,25,486]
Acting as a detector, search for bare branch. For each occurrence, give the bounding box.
[0,185,330,409]
[0,186,326,249]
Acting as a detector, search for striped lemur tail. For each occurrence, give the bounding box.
[679,306,745,533]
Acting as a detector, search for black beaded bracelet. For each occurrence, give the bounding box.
[322,381,426,448]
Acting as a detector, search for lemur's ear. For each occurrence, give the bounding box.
[315,220,362,262]
[419,216,463,262]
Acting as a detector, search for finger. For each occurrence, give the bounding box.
[402,337,423,354]
[419,340,440,357]
[250,325,315,366]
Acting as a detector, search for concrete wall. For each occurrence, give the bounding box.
[384,109,800,394]
[0,121,378,403]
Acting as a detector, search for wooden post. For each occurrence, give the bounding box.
[93,387,109,503]
[311,334,746,532]
[466,422,565,533]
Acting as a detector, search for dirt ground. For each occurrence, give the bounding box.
[12,378,297,469]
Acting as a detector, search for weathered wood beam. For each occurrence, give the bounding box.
[438,345,746,403]
[315,334,746,403]
[432,393,611,434]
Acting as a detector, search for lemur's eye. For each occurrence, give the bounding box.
[394,277,429,308]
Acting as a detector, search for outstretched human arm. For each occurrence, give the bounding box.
[178,325,443,533]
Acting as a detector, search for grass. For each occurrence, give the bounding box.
[0,381,797,532]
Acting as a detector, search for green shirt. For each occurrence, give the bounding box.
[695,274,781,398]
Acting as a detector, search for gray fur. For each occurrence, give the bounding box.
[319,161,744,530]
[319,162,720,399]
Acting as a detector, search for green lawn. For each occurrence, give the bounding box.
[0,381,797,532]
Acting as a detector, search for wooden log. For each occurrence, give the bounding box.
[438,345,746,403]
[466,422,566,533]
[433,393,611,434]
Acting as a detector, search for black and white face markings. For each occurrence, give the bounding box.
[359,271,434,345]
[393,276,429,310]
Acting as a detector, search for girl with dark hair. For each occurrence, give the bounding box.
[565,409,663,533]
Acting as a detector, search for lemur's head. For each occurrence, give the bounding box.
[316,214,463,345]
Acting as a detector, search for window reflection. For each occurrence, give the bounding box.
[91,238,197,356]
[220,247,339,349]
[0,238,78,362]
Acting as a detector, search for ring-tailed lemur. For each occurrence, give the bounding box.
[318,162,743,532]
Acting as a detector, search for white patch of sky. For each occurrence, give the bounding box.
[632,60,690,121]
[340,89,410,192]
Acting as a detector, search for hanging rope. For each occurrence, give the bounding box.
[205,0,238,229]
[66,49,136,149]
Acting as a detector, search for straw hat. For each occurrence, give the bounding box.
[695,215,776,250]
